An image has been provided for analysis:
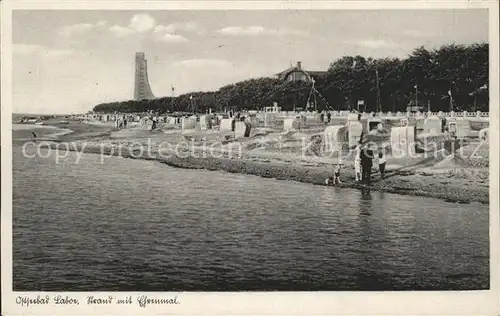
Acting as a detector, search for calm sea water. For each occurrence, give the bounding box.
[12,124,72,141]
[12,144,489,291]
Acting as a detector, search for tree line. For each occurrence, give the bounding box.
[92,43,489,114]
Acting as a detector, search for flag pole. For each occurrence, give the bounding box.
[171,85,175,113]
[312,78,317,112]
[449,91,453,112]
[415,83,418,109]
[375,68,381,113]
[350,59,356,112]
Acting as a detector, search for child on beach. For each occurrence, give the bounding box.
[333,163,342,184]
[378,151,386,179]
[354,143,362,182]
[325,163,342,185]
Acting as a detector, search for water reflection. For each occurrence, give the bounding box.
[359,188,372,216]
[360,187,372,199]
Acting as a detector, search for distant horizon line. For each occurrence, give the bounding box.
[12,112,81,116]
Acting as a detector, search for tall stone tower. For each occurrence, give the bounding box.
[134,52,155,101]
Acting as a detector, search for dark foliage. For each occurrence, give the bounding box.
[93,43,489,113]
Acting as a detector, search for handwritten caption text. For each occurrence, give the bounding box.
[16,295,180,308]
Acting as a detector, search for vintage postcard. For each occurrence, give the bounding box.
[1,0,499,315]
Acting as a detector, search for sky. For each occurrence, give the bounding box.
[12,9,488,114]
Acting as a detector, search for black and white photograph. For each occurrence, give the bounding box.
[1,1,499,315]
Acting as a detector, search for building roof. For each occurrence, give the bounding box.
[275,61,327,80]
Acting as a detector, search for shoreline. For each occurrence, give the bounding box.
[15,121,489,205]
[38,141,489,204]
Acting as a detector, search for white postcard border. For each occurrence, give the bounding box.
[1,1,499,315]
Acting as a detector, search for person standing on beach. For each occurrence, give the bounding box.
[354,143,362,182]
[151,116,157,130]
[361,146,374,185]
[378,151,386,179]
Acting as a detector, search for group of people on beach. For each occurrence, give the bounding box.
[115,114,161,130]
[354,142,386,184]
[319,110,332,124]
[114,116,128,129]
[327,142,386,186]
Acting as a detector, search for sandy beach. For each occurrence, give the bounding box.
[25,120,489,205]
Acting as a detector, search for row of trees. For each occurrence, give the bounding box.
[93,43,489,114]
